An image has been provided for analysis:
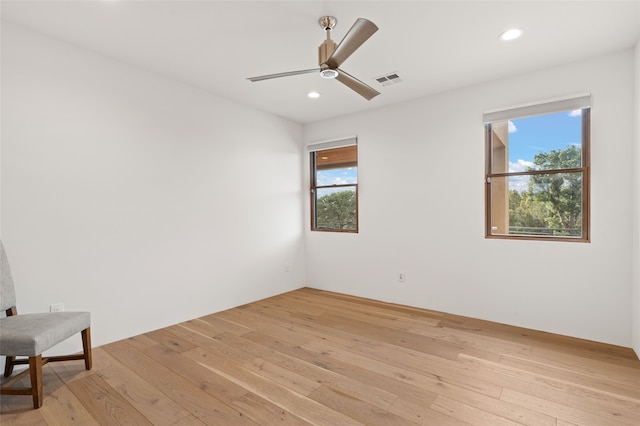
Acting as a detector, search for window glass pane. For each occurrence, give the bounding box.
[317,166,357,186]
[492,110,583,174]
[315,187,357,230]
[490,173,583,237]
[311,144,358,232]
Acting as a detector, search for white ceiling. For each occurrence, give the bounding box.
[2,1,639,124]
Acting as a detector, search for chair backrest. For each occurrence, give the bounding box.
[1,240,17,312]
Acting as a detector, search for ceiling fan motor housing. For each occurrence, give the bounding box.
[319,39,337,67]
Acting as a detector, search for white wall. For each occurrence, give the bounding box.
[632,40,640,357]
[304,49,636,347]
[1,23,306,357]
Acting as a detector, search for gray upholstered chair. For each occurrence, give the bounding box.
[0,241,92,409]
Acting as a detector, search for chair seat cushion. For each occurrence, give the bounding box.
[0,312,90,356]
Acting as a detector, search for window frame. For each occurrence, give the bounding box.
[484,99,591,242]
[309,142,359,233]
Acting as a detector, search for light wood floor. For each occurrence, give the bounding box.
[1,287,639,425]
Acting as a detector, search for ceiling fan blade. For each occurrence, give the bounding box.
[335,68,380,100]
[325,18,378,69]
[247,68,320,82]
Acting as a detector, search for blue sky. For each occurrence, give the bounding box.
[508,110,582,169]
[317,167,357,186]
[507,109,582,192]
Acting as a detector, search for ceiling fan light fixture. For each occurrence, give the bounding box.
[320,69,339,79]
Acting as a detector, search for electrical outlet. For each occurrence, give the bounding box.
[284,263,290,272]
[50,303,64,313]
[398,272,405,283]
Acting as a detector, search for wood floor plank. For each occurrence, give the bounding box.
[526,347,640,387]
[0,408,48,426]
[499,353,640,399]
[244,301,463,384]
[140,343,309,425]
[184,346,365,425]
[461,354,640,426]
[312,311,499,362]
[38,364,99,425]
[240,329,425,402]
[0,363,97,425]
[145,328,198,354]
[139,343,249,404]
[500,387,625,426]
[296,288,446,320]
[307,385,416,426]
[397,321,532,357]
[102,340,258,425]
[46,357,93,385]
[121,333,160,352]
[389,364,556,426]
[556,420,580,426]
[440,314,639,366]
[279,314,507,401]
[387,392,469,426]
[168,414,207,425]
[164,324,256,363]
[66,374,154,425]
[133,331,320,426]
[214,331,401,410]
[431,395,523,426]
[253,293,443,342]
[275,292,440,328]
[2,288,638,426]
[214,308,313,347]
[231,392,315,426]
[173,318,225,340]
[245,357,322,397]
[197,313,254,336]
[301,338,503,399]
[90,347,191,425]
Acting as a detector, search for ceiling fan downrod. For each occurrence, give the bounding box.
[318,16,338,70]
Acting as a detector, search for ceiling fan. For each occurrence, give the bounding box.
[247,16,380,100]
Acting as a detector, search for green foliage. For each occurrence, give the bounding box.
[533,144,581,169]
[509,190,549,230]
[509,145,582,236]
[316,190,356,230]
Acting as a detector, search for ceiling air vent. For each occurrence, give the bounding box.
[375,72,403,87]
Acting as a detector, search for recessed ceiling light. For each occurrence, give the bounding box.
[499,28,523,41]
[307,91,321,98]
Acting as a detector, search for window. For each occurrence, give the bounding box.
[484,95,590,242]
[309,138,358,232]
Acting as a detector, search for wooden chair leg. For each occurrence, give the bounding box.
[81,328,92,370]
[29,355,43,409]
[4,355,16,377]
